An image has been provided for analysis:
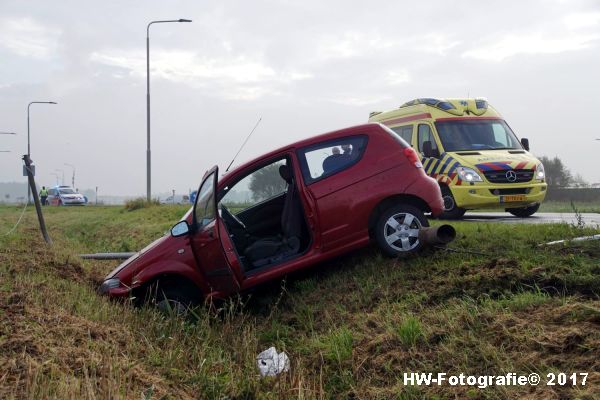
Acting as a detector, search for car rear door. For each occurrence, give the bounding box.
[189,166,242,295]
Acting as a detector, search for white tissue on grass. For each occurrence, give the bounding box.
[257,347,290,377]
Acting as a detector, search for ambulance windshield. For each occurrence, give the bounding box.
[435,119,522,152]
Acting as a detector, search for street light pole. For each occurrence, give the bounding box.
[55,169,65,185]
[146,18,192,202]
[27,101,57,202]
[64,163,75,188]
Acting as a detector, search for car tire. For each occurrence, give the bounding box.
[151,279,202,316]
[375,204,429,257]
[439,186,466,220]
[507,203,540,218]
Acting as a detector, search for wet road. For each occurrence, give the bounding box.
[461,212,600,225]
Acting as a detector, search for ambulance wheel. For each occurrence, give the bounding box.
[507,204,540,218]
[439,187,466,220]
[375,204,429,257]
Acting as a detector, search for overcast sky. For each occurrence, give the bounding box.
[1,0,599,195]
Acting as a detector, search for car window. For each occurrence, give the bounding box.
[298,135,368,184]
[391,125,414,144]
[417,124,438,155]
[220,159,288,214]
[49,189,57,196]
[194,172,216,228]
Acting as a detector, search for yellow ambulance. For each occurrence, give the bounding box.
[369,98,547,218]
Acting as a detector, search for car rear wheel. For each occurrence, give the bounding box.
[439,187,466,220]
[375,204,429,257]
[507,203,540,218]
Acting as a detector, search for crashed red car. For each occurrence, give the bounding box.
[99,123,444,307]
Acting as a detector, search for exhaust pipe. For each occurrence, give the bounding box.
[419,224,456,246]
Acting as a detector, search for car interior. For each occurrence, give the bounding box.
[218,158,311,272]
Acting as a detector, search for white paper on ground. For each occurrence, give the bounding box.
[256,346,290,377]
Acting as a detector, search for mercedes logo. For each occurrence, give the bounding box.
[505,170,517,182]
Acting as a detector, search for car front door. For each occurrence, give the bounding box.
[189,166,242,296]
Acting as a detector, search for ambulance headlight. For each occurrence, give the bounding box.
[456,166,483,182]
[535,163,545,180]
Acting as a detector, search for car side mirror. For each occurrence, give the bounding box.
[171,220,190,237]
[521,138,530,151]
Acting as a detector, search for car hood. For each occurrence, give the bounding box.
[105,234,169,279]
[448,150,539,172]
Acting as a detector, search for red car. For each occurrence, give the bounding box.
[99,123,444,308]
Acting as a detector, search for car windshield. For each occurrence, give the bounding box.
[59,188,76,194]
[435,119,522,152]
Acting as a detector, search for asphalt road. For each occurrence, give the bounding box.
[462,212,600,225]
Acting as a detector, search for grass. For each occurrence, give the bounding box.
[0,204,599,399]
[468,200,600,213]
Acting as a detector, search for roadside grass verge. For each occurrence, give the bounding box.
[1,205,599,399]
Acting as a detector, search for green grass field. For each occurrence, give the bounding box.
[0,204,599,399]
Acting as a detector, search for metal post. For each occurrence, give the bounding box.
[146,19,191,203]
[146,31,151,202]
[27,105,31,203]
[65,163,75,188]
[26,101,57,203]
[23,154,52,244]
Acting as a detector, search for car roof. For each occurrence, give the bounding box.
[221,122,386,180]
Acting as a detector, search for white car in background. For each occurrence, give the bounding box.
[48,186,87,206]
[159,194,190,205]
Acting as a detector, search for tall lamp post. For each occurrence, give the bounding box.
[50,173,60,186]
[27,101,57,202]
[146,18,192,201]
[54,169,65,186]
[64,163,76,188]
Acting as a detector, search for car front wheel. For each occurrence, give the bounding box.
[439,186,466,219]
[375,204,429,257]
[507,203,540,218]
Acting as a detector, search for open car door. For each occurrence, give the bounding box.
[189,166,242,296]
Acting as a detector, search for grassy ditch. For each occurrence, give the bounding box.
[0,205,599,399]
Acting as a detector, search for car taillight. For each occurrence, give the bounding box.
[403,147,422,168]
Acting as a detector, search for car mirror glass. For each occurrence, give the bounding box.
[171,221,190,237]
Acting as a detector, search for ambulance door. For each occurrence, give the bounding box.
[417,123,442,177]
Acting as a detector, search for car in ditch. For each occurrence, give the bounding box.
[99,123,446,308]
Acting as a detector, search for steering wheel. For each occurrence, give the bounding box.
[221,204,247,230]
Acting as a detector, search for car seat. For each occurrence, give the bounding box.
[243,164,303,267]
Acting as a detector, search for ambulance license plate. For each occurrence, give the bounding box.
[499,195,526,203]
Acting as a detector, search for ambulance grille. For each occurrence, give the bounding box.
[483,169,534,183]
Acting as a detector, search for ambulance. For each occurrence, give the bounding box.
[369,98,547,218]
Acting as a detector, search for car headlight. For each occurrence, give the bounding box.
[98,278,121,294]
[456,166,483,182]
[535,163,545,180]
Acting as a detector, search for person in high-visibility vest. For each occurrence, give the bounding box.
[39,186,49,205]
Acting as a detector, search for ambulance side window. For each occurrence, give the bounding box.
[417,124,439,157]
[391,125,414,144]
